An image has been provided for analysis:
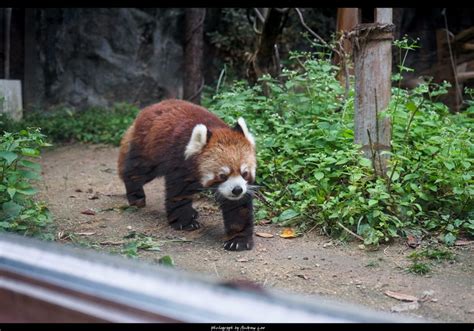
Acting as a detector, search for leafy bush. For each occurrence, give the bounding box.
[204,40,473,246]
[0,103,139,146]
[0,128,52,236]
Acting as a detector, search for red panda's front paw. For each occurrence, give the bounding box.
[169,210,201,231]
[223,236,254,251]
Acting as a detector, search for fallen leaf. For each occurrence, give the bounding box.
[391,301,420,313]
[100,240,125,245]
[406,235,420,248]
[420,290,435,302]
[455,240,473,246]
[256,232,274,238]
[57,231,65,239]
[88,192,100,200]
[296,274,309,280]
[323,242,333,248]
[384,290,419,302]
[75,232,96,236]
[279,227,297,238]
[257,220,272,225]
[236,258,249,262]
[81,209,96,216]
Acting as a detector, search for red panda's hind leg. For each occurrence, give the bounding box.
[121,146,156,208]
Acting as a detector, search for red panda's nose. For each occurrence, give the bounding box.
[232,186,243,196]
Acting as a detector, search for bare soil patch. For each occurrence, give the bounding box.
[37,144,474,322]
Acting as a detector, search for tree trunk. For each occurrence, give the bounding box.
[249,8,286,92]
[4,8,12,79]
[350,8,394,176]
[183,8,206,105]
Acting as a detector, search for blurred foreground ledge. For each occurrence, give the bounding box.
[0,233,419,323]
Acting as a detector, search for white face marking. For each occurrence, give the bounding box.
[218,175,247,200]
[201,172,215,187]
[240,163,255,182]
[219,166,230,176]
[184,124,208,160]
[237,117,255,147]
[250,166,256,180]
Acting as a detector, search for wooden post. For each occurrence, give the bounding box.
[350,8,394,176]
[335,8,359,85]
[183,8,206,105]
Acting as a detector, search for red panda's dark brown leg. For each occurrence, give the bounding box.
[124,179,146,208]
[165,172,201,231]
[221,196,254,251]
[121,147,156,208]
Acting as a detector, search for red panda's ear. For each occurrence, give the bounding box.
[234,117,255,147]
[184,124,209,160]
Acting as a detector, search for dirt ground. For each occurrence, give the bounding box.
[36,143,473,323]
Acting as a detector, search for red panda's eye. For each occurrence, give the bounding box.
[242,171,249,179]
[219,174,228,181]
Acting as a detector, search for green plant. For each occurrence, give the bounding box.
[0,128,52,236]
[204,37,473,247]
[408,247,455,262]
[158,255,175,267]
[0,103,140,146]
[407,246,454,275]
[121,232,162,258]
[408,261,431,275]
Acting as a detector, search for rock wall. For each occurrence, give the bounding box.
[27,8,185,110]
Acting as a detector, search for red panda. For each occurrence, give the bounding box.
[118,99,257,251]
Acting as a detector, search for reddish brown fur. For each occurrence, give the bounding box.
[118,99,257,251]
[118,99,255,185]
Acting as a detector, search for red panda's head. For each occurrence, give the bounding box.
[184,118,256,201]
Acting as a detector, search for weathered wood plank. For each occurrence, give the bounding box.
[350,9,394,176]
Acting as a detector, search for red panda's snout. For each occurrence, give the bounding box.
[184,118,256,200]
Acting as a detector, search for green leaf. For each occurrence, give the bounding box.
[278,209,299,222]
[406,101,417,112]
[2,201,23,218]
[314,172,324,180]
[7,187,16,199]
[158,255,175,267]
[17,169,41,180]
[390,171,399,181]
[368,199,378,207]
[0,221,11,229]
[443,161,455,170]
[444,233,456,246]
[21,148,40,157]
[0,151,18,165]
[18,159,41,171]
[359,158,372,168]
[17,187,38,196]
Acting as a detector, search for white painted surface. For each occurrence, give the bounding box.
[0,79,23,122]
